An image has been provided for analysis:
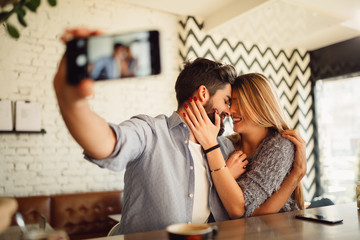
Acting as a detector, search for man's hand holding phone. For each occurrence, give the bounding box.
[54,27,161,159]
[54,28,101,103]
[53,28,117,160]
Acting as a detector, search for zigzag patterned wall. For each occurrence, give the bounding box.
[178,16,317,200]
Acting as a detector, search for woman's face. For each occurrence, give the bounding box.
[230,91,257,134]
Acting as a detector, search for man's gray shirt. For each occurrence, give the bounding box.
[85,112,235,234]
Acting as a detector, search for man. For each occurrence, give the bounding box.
[90,43,130,80]
[54,28,306,235]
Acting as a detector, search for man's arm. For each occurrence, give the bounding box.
[54,28,116,159]
[252,130,307,215]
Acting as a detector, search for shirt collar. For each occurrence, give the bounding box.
[167,111,186,130]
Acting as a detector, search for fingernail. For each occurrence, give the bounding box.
[183,113,186,117]
[215,109,219,114]
[194,96,198,101]
[184,103,188,109]
[189,97,192,102]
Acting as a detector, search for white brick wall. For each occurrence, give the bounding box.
[0,0,179,196]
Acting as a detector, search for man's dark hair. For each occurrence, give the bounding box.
[175,58,236,109]
[114,43,124,49]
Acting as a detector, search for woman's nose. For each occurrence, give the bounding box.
[229,105,236,115]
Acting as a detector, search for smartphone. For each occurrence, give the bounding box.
[295,213,343,224]
[66,30,161,85]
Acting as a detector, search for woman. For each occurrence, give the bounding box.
[184,73,304,218]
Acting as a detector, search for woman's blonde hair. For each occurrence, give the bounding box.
[231,73,304,210]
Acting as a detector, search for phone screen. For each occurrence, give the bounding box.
[295,213,343,224]
[66,30,161,85]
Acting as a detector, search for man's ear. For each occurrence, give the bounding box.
[197,85,210,103]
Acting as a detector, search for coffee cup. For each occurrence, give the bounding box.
[166,223,218,240]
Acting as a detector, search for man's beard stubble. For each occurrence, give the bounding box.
[204,102,225,136]
[208,113,225,136]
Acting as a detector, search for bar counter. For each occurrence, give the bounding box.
[89,202,359,240]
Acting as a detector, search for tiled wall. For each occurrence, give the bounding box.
[0,0,179,196]
[178,17,316,200]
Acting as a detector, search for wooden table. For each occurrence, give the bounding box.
[89,202,360,240]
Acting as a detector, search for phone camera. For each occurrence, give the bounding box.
[76,39,86,48]
[76,54,87,67]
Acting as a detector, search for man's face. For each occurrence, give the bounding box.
[114,46,127,60]
[203,84,232,136]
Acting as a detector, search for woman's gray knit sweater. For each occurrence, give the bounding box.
[236,130,298,217]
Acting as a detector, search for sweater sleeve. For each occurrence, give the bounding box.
[237,134,295,217]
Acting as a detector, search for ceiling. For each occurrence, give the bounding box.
[119,0,360,50]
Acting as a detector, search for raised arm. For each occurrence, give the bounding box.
[54,28,116,159]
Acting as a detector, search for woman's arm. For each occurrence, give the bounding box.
[206,149,247,218]
[252,130,307,215]
[238,130,307,216]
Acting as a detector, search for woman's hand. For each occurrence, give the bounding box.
[281,129,307,179]
[183,97,219,149]
[226,150,248,179]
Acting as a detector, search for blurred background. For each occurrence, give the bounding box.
[0,0,359,204]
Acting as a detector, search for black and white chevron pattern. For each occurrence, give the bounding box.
[178,16,317,200]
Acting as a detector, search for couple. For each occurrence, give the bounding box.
[54,29,306,235]
[90,43,136,80]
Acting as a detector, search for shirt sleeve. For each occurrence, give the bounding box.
[84,116,154,172]
[237,136,295,217]
[90,57,107,79]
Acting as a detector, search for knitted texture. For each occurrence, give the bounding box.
[237,130,298,217]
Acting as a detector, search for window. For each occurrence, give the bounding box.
[315,74,360,204]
